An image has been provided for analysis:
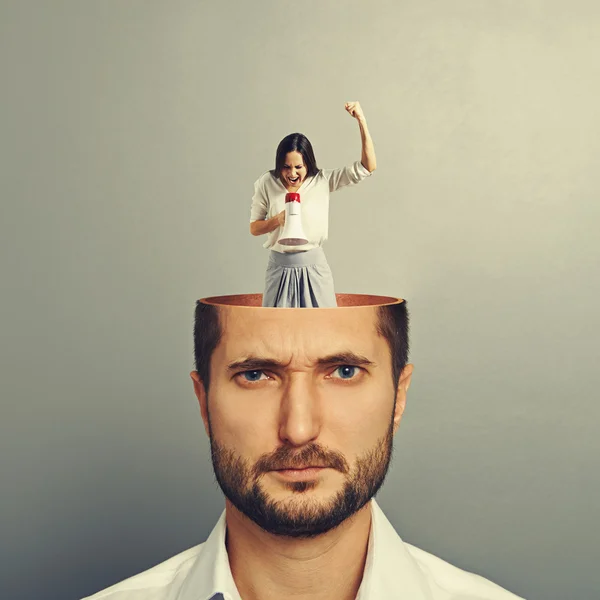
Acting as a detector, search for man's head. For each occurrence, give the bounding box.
[191,300,412,538]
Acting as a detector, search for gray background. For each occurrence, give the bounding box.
[1,1,599,599]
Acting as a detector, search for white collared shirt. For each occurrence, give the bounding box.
[82,500,525,600]
[249,160,372,253]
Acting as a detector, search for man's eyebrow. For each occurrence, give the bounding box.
[227,357,286,372]
[316,352,374,367]
[226,352,374,372]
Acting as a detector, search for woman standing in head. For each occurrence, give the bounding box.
[250,101,377,308]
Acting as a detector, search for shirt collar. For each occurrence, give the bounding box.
[175,509,241,600]
[177,499,433,600]
[357,500,433,599]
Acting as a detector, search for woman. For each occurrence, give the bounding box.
[250,101,376,308]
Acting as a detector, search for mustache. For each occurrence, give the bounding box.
[252,443,349,477]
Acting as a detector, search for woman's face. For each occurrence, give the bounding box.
[280,151,307,191]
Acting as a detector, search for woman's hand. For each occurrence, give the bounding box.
[277,210,286,227]
[345,101,365,122]
[250,210,286,236]
[345,101,376,172]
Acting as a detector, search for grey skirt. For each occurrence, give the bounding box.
[262,247,337,308]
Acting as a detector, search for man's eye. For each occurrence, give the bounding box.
[240,370,267,382]
[331,366,360,380]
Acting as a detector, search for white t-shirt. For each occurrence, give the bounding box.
[249,160,372,253]
[81,499,525,600]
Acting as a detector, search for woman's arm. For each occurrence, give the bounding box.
[250,210,285,236]
[345,101,376,173]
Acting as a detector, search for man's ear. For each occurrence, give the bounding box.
[190,371,210,437]
[392,364,414,434]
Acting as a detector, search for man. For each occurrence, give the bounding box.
[84,296,524,600]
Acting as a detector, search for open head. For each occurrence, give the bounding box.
[191,294,413,539]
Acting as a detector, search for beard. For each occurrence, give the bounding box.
[208,420,394,538]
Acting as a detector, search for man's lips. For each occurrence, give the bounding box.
[271,466,329,482]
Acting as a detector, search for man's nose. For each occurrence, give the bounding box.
[278,375,322,447]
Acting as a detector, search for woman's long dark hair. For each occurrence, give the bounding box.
[270,133,320,181]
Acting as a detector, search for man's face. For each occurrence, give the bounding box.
[192,307,412,538]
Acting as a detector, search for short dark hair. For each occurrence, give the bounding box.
[270,133,320,181]
[193,302,409,394]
